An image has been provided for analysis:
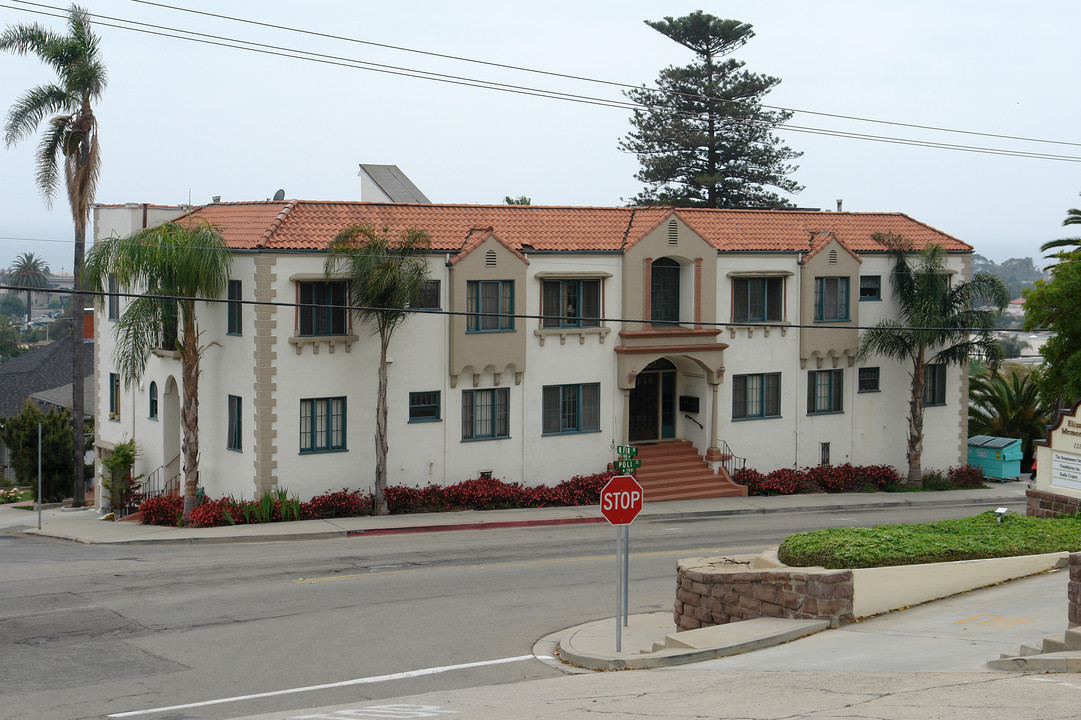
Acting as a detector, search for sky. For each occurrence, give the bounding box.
[1,0,1079,275]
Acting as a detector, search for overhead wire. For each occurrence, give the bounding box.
[2,1,1080,162]
[0,283,1049,336]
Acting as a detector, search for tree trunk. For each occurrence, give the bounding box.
[374,334,389,516]
[71,222,86,507]
[906,357,927,486]
[180,305,200,519]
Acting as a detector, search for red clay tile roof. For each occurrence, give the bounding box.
[803,231,863,264]
[173,202,972,255]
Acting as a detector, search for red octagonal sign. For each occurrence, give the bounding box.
[600,475,644,525]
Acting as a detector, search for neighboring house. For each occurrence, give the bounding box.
[0,334,94,481]
[1006,297,1026,317]
[91,199,973,506]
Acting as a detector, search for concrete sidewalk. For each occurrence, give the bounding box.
[0,482,1029,545]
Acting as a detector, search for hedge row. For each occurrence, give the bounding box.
[732,463,985,496]
[138,471,615,528]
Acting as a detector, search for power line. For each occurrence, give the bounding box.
[4,2,1081,162]
[121,0,1081,151]
[0,283,1048,336]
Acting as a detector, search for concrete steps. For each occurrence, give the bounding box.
[988,627,1081,672]
[625,441,747,503]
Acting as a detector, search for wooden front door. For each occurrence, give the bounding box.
[629,365,677,442]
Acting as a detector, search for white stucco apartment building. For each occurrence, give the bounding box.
[91,199,971,505]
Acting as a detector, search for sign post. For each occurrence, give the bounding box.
[600,474,644,652]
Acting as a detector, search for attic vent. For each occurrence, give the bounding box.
[485,249,497,267]
[828,249,838,264]
[668,219,678,245]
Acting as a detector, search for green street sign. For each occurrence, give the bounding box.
[616,445,638,458]
[614,459,641,472]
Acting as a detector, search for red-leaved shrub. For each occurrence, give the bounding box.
[947,464,986,489]
[304,489,373,519]
[138,495,184,526]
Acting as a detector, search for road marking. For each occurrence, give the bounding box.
[955,613,1033,628]
[296,545,768,584]
[291,704,456,719]
[106,656,533,718]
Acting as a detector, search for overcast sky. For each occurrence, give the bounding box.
[1,0,1079,274]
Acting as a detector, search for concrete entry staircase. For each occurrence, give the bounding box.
[630,441,748,502]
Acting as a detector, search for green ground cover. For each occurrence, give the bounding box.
[777,510,1081,569]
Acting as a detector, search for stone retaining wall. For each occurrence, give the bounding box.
[1027,489,1081,519]
[1070,552,1081,628]
[675,558,855,630]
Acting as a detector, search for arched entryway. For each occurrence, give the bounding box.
[162,376,182,493]
[629,358,677,442]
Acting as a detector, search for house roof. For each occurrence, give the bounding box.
[0,336,95,418]
[170,202,973,256]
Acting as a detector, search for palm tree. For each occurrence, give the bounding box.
[2,5,106,507]
[7,252,51,325]
[968,367,1049,469]
[857,238,1009,485]
[325,224,431,515]
[84,218,232,519]
[1040,199,1081,265]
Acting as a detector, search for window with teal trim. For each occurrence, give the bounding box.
[924,364,946,406]
[733,277,783,322]
[300,397,347,452]
[808,369,843,414]
[814,277,850,321]
[542,279,600,328]
[650,258,680,326]
[409,391,441,422]
[227,395,242,451]
[732,373,780,419]
[542,383,600,434]
[467,280,514,332]
[148,381,158,419]
[462,388,509,440]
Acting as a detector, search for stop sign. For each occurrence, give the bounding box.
[600,475,644,525]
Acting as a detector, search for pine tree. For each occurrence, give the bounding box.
[620,12,802,208]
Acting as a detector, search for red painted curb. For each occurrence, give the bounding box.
[347,516,605,537]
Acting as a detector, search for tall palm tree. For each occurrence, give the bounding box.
[857,238,1009,485]
[2,5,106,507]
[325,224,431,515]
[1040,199,1081,265]
[7,252,51,325]
[968,367,1049,469]
[84,218,232,519]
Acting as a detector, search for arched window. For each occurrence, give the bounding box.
[651,257,680,326]
[149,381,158,420]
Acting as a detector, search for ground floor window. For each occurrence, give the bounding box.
[732,373,780,419]
[227,395,242,451]
[409,391,441,422]
[462,388,509,440]
[542,383,600,434]
[808,369,843,414]
[924,364,947,406]
[300,397,347,453]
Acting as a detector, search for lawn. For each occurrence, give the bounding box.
[777,510,1081,569]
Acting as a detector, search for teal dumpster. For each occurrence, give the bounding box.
[967,436,1023,481]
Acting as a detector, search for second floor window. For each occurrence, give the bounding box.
[227,280,242,335]
[859,276,881,301]
[814,277,850,322]
[416,280,440,310]
[733,277,783,322]
[542,279,600,328]
[148,381,158,419]
[298,281,347,336]
[107,275,119,320]
[650,257,680,326]
[467,280,514,332]
[858,367,880,393]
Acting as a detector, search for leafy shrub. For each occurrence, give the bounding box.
[758,468,802,495]
[139,495,184,526]
[947,464,986,489]
[303,489,372,519]
[0,487,23,503]
[805,463,858,493]
[187,497,244,528]
[854,464,901,491]
[733,468,765,494]
[921,470,950,491]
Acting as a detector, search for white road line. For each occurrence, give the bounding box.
[106,655,534,718]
